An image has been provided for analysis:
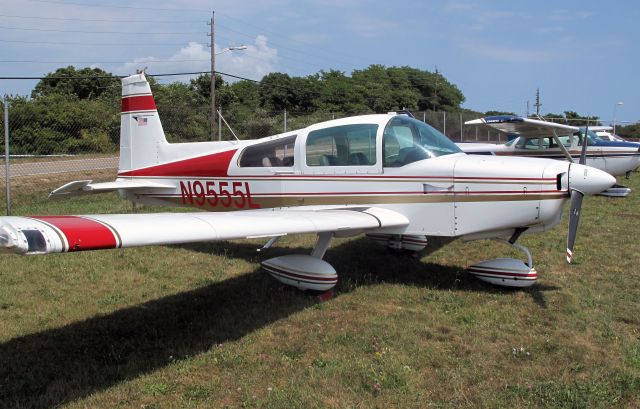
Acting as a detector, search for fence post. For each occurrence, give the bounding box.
[459,112,463,142]
[3,96,10,216]
[443,111,446,136]
[284,109,287,133]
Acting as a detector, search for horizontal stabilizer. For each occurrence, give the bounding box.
[49,179,174,198]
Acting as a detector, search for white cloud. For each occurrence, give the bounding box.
[115,35,278,82]
[218,35,279,81]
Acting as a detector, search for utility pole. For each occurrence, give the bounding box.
[208,11,216,140]
[526,100,530,117]
[533,88,541,117]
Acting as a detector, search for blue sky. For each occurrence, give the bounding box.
[0,0,638,124]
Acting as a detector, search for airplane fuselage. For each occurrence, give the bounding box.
[115,114,606,240]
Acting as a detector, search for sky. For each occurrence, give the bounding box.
[0,0,638,124]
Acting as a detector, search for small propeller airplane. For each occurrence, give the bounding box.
[461,116,640,197]
[0,74,616,289]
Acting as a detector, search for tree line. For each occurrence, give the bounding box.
[2,65,466,154]
[2,65,632,155]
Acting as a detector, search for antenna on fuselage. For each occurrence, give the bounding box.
[393,110,415,118]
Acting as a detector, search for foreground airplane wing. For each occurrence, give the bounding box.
[0,207,409,255]
[465,116,579,138]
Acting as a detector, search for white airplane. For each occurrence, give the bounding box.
[461,116,640,197]
[0,74,616,289]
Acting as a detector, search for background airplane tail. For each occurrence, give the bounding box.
[119,73,169,172]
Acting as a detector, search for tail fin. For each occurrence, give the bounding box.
[119,73,168,172]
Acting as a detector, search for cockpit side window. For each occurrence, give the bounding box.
[306,124,378,166]
[239,135,296,167]
[382,116,461,167]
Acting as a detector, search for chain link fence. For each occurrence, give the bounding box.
[1,96,505,215]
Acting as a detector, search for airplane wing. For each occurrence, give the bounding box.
[465,116,579,138]
[0,207,409,255]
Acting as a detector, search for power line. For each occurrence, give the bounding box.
[26,0,210,12]
[0,13,205,24]
[0,25,204,35]
[0,59,210,64]
[217,23,355,69]
[5,7,358,75]
[217,11,363,67]
[0,70,261,82]
[0,39,190,47]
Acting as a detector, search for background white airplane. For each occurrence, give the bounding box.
[0,74,615,289]
[461,116,640,196]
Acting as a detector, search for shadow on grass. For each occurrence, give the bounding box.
[0,236,557,408]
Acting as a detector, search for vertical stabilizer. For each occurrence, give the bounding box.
[119,73,168,172]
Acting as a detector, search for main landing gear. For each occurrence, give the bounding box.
[260,229,538,291]
[261,232,338,292]
[466,229,537,288]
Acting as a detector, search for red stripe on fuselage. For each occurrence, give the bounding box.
[31,216,117,252]
[122,95,156,113]
[118,149,238,177]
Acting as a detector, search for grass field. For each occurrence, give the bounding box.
[0,172,639,408]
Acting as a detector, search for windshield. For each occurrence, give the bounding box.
[574,129,603,145]
[382,116,461,167]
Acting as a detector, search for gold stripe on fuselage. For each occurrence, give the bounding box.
[122,175,558,185]
[143,192,567,211]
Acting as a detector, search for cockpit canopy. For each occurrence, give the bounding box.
[236,114,462,171]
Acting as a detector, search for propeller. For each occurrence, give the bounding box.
[566,121,589,263]
[566,189,583,263]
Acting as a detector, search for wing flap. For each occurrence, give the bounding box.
[0,207,409,255]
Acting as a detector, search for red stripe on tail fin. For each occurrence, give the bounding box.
[122,95,156,113]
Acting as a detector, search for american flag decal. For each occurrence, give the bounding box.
[137,117,148,126]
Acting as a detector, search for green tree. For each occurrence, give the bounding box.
[485,110,517,117]
[31,66,118,100]
[614,123,640,140]
[563,111,600,126]
[153,81,210,142]
[317,70,369,113]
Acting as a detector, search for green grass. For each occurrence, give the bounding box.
[0,173,639,408]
